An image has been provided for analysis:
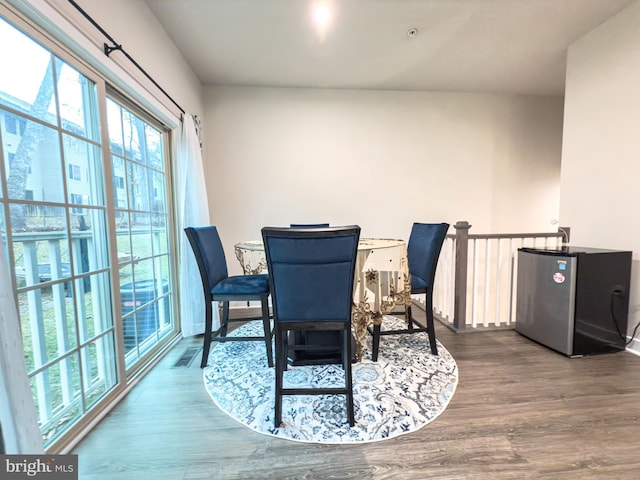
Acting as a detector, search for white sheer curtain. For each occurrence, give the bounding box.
[175,113,218,336]
[0,245,43,453]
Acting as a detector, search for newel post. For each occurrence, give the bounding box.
[453,221,471,331]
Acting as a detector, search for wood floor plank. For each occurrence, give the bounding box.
[73,308,640,479]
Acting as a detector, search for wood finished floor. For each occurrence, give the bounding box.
[73,309,640,479]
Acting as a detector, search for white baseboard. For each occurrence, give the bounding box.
[626,337,640,356]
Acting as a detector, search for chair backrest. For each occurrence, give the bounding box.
[289,223,330,228]
[262,226,360,323]
[407,222,450,288]
[184,226,229,294]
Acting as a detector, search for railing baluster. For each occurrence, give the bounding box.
[483,239,490,328]
[71,234,92,399]
[471,239,478,328]
[495,238,503,326]
[448,238,455,323]
[508,238,516,326]
[48,239,73,406]
[23,240,52,423]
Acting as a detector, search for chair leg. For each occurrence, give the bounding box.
[274,326,284,428]
[220,301,230,336]
[202,300,231,368]
[425,293,438,355]
[261,296,273,367]
[283,330,289,371]
[407,304,416,331]
[200,299,214,368]
[371,324,382,362]
[343,327,355,426]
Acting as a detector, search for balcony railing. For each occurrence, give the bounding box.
[10,228,170,442]
[414,220,568,332]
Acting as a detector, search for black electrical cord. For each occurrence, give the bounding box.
[610,289,640,346]
[626,321,640,346]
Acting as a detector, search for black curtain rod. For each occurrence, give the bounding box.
[67,0,186,115]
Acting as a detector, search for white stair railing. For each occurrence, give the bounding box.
[417,221,568,331]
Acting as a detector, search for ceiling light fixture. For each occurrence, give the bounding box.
[310,1,333,43]
[313,3,332,29]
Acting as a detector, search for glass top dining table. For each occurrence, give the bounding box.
[234,238,412,361]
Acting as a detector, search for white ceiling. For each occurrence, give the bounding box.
[145,0,637,96]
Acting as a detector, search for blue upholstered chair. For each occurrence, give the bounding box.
[184,226,273,368]
[288,224,332,360]
[370,222,449,361]
[289,223,330,228]
[262,225,360,428]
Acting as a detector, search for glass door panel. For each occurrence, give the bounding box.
[106,97,174,370]
[0,16,116,448]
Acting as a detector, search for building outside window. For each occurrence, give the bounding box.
[68,164,81,181]
[5,113,16,134]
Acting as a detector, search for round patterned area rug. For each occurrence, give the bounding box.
[203,315,458,444]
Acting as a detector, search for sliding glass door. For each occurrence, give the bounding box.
[0,13,177,450]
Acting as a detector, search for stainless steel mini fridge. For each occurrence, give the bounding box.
[516,246,632,357]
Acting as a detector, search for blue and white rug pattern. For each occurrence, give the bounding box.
[203,315,458,444]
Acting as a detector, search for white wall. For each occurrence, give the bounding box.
[562,0,640,347]
[203,86,563,274]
